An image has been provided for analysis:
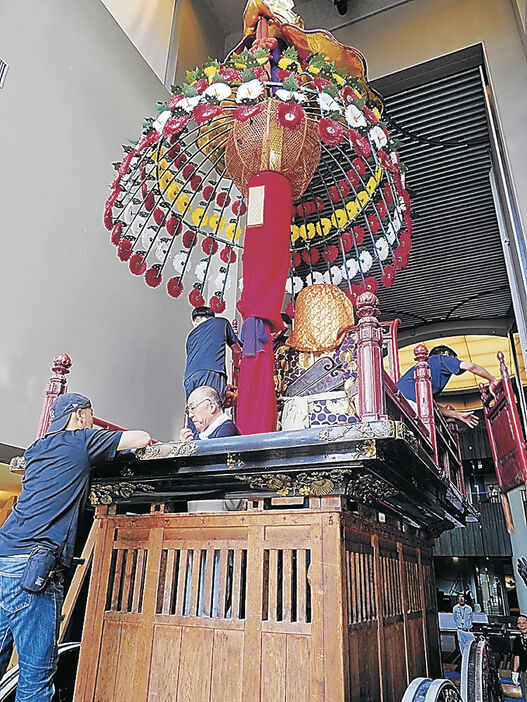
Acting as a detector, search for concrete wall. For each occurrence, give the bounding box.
[329,0,527,257]
[0,0,196,448]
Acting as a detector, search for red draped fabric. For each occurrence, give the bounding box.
[237,171,292,434]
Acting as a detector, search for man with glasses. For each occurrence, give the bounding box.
[179,386,240,441]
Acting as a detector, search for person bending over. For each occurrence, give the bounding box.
[0,393,150,702]
[396,344,498,427]
[512,613,527,694]
[179,386,240,441]
[183,306,241,404]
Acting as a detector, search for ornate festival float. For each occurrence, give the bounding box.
[35,1,512,700]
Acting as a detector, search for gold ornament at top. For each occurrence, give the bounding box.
[287,284,356,352]
[244,0,303,27]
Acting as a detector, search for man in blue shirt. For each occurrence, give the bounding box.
[396,345,498,427]
[453,593,475,653]
[0,393,150,702]
[184,307,241,404]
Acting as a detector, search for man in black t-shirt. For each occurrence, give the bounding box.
[0,393,150,702]
[513,614,527,696]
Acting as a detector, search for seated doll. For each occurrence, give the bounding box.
[274,284,360,429]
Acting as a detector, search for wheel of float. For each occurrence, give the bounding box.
[401,677,433,701]
[461,636,505,702]
[425,678,462,701]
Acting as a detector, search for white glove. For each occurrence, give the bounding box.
[512,672,520,685]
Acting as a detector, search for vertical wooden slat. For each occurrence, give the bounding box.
[188,549,201,617]
[217,550,228,619]
[202,549,214,618]
[268,549,279,622]
[397,543,410,686]
[174,549,188,616]
[132,549,146,613]
[162,549,176,615]
[417,550,430,677]
[372,534,386,702]
[241,525,264,702]
[297,549,307,625]
[283,549,292,623]
[110,549,124,611]
[231,549,242,620]
[120,549,134,613]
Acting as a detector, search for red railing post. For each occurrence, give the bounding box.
[36,353,72,438]
[356,292,387,421]
[413,344,438,462]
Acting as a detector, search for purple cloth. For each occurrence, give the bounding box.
[240,317,269,357]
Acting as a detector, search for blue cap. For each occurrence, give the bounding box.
[46,393,92,435]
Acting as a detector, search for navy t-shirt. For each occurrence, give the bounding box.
[184,317,240,381]
[0,428,122,566]
[396,354,464,402]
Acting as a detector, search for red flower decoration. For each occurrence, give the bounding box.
[367,214,380,234]
[193,78,209,93]
[118,151,135,178]
[383,182,394,205]
[253,66,268,82]
[375,201,387,219]
[338,179,350,198]
[346,169,360,188]
[232,199,247,216]
[317,117,345,147]
[301,248,320,265]
[111,222,122,246]
[167,277,183,298]
[341,232,353,252]
[117,239,133,261]
[233,104,265,122]
[166,216,182,236]
[145,266,163,288]
[153,207,165,226]
[217,192,231,208]
[201,237,218,255]
[378,150,397,172]
[210,295,226,313]
[329,186,341,204]
[189,288,205,307]
[162,115,190,137]
[315,197,325,213]
[352,226,364,245]
[363,106,379,123]
[167,94,183,109]
[129,253,146,276]
[174,154,187,169]
[352,158,366,176]
[381,264,396,288]
[141,182,148,199]
[394,246,409,270]
[398,231,412,252]
[203,185,215,201]
[291,251,301,268]
[277,69,292,81]
[313,76,332,91]
[182,230,196,248]
[193,103,223,125]
[348,130,372,158]
[340,86,355,105]
[144,192,155,211]
[364,276,379,294]
[277,101,305,130]
[166,144,180,160]
[137,130,158,152]
[190,175,202,192]
[218,67,241,83]
[322,245,339,262]
[220,247,236,264]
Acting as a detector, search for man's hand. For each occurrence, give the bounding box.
[456,411,479,428]
[489,377,500,397]
[512,672,520,685]
[179,427,194,442]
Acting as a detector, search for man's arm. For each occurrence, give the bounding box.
[459,361,499,391]
[439,405,479,428]
[117,431,151,451]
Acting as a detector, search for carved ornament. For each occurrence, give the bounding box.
[89,481,155,505]
[135,441,199,460]
[235,469,354,497]
[346,474,398,504]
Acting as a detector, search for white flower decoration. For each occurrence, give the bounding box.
[275,88,306,103]
[172,252,187,273]
[386,223,397,244]
[359,250,373,272]
[215,271,231,291]
[155,240,169,262]
[330,265,343,285]
[153,110,172,133]
[397,196,406,212]
[194,260,207,280]
[129,216,146,237]
[179,95,203,113]
[141,229,155,248]
[122,202,139,224]
[344,104,367,128]
[369,125,388,149]
[204,82,232,102]
[375,237,389,261]
[318,92,342,114]
[342,258,359,280]
[235,79,264,103]
[238,277,243,292]
[285,276,304,294]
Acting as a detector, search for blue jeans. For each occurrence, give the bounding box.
[0,556,63,701]
[457,628,475,653]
